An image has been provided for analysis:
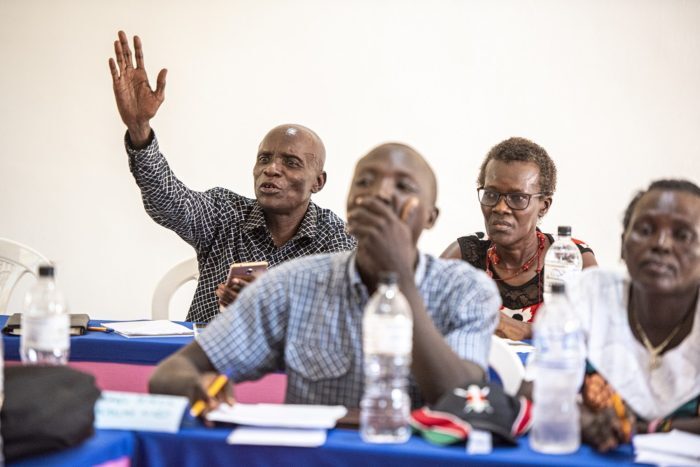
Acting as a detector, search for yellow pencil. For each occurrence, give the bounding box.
[190,374,229,417]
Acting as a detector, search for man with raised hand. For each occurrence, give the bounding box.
[109,31,356,322]
[149,142,500,411]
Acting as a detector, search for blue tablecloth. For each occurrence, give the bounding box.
[133,424,641,467]
[1,315,192,365]
[10,429,135,467]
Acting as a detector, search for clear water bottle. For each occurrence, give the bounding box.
[20,264,70,365]
[360,272,413,444]
[543,226,582,303]
[530,283,585,454]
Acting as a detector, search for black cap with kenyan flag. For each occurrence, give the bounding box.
[410,381,532,446]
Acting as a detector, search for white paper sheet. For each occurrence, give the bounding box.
[633,430,700,466]
[207,403,347,429]
[635,450,700,466]
[227,427,328,447]
[94,390,188,433]
[101,320,193,337]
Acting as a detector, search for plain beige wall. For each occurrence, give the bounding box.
[2,0,699,320]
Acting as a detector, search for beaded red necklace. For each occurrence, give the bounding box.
[485,230,546,282]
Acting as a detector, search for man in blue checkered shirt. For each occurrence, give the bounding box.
[150,142,501,410]
[109,31,356,322]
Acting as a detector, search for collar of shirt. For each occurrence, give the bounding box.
[243,201,319,242]
[347,250,428,307]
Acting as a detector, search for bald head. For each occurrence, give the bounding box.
[348,142,440,243]
[260,124,326,172]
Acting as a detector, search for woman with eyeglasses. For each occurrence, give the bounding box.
[574,179,700,450]
[441,137,597,340]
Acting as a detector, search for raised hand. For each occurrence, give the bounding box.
[108,30,167,147]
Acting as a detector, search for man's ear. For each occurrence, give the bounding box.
[425,206,440,229]
[539,196,552,218]
[311,171,327,194]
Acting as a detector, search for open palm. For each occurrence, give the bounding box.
[109,31,167,144]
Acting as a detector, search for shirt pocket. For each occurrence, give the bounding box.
[286,341,351,382]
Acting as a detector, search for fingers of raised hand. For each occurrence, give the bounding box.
[155,68,167,100]
[113,39,125,74]
[108,58,119,81]
[134,35,145,69]
[117,30,134,70]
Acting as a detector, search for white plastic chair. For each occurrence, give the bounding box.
[489,335,526,396]
[151,258,199,320]
[0,237,50,313]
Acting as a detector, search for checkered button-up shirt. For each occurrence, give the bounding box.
[126,133,357,322]
[198,250,501,408]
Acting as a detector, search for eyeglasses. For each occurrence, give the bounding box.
[477,188,547,210]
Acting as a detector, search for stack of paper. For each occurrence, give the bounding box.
[102,320,193,338]
[633,430,700,466]
[207,403,347,447]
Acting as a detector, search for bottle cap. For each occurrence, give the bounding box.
[551,282,566,294]
[38,264,55,278]
[557,226,572,236]
[378,271,398,285]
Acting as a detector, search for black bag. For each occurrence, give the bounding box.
[2,313,92,336]
[1,365,101,461]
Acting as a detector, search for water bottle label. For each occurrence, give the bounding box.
[21,315,70,350]
[364,315,412,355]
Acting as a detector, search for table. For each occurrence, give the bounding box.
[9,429,134,467]
[132,424,641,467]
[1,315,287,403]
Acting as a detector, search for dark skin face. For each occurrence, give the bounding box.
[346,144,438,246]
[581,190,700,453]
[481,160,551,247]
[623,190,700,295]
[253,125,326,215]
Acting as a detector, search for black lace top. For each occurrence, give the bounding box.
[457,232,593,322]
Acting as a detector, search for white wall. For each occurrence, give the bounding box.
[2,0,699,319]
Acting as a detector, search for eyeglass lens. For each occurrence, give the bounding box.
[478,190,531,210]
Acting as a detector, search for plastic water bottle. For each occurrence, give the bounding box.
[530,283,585,454]
[543,226,582,303]
[20,264,70,365]
[360,272,413,444]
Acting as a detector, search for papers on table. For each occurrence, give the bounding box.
[633,430,700,466]
[102,320,193,338]
[227,427,328,447]
[94,391,188,433]
[208,403,347,448]
[207,403,347,429]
